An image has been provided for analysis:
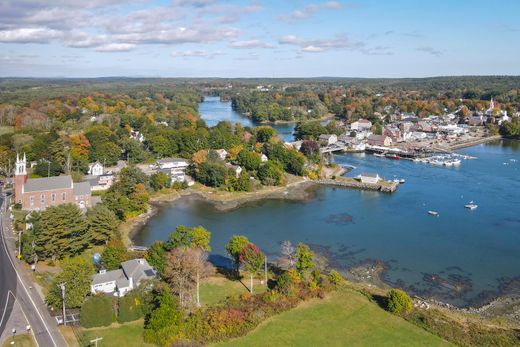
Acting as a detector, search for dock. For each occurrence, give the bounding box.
[316,177,398,193]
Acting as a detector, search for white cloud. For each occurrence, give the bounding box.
[279,33,364,53]
[230,40,274,49]
[95,43,135,52]
[0,27,62,43]
[282,1,345,22]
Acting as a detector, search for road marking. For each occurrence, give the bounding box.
[0,217,58,347]
[0,291,15,328]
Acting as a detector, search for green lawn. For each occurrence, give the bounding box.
[200,276,267,306]
[1,334,36,347]
[79,320,154,347]
[216,287,453,347]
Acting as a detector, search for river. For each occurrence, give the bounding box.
[198,96,296,142]
[132,98,520,307]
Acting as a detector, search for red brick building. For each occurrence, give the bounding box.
[14,153,92,211]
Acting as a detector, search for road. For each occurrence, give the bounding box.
[0,192,68,347]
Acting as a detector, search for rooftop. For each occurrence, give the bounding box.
[23,175,73,193]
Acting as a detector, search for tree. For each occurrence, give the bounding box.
[90,141,121,165]
[387,289,413,314]
[280,240,295,269]
[164,247,213,307]
[300,140,320,158]
[191,149,208,167]
[101,239,129,270]
[294,121,327,140]
[256,126,276,143]
[328,270,343,287]
[143,290,183,346]
[295,243,314,274]
[33,160,62,177]
[69,133,90,170]
[34,204,89,260]
[145,241,167,276]
[46,257,94,309]
[225,235,249,277]
[257,161,283,186]
[150,172,171,191]
[236,149,261,171]
[240,243,264,293]
[86,204,120,244]
[195,162,227,187]
[166,225,211,251]
[226,170,252,192]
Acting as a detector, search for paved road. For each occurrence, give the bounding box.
[0,223,17,337]
[0,193,68,347]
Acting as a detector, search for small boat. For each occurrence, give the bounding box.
[428,211,439,216]
[464,204,478,210]
[399,179,406,184]
[385,153,401,160]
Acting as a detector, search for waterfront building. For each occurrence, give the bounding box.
[358,172,381,184]
[155,158,189,183]
[88,173,115,191]
[318,134,338,146]
[14,153,92,211]
[91,258,156,297]
[367,134,392,147]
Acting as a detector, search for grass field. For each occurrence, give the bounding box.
[79,320,154,347]
[0,126,14,136]
[1,334,36,347]
[200,276,267,306]
[216,287,453,347]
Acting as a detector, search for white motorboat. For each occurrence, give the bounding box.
[428,211,439,216]
[464,204,478,210]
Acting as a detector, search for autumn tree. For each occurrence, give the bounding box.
[295,243,314,274]
[225,235,249,277]
[166,225,211,251]
[240,243,264,293]
[69,133,90,171]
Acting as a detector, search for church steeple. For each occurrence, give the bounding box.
[15,152,27,176]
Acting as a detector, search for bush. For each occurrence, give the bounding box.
[328,270,343,287]
[387,288,413,314]
[118,292,144,323]
[80,295,115,328]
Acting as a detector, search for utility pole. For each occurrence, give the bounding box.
[18,229,21,257]
[90,337,103,347]
[59,282,66,326]
[264,255,268,287]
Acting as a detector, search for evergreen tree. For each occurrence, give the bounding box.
[34,204,89,260]
[295,243,314,274]
[86,204,120,244]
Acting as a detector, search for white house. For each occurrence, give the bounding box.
[260,153,268,162]
[88,173,115,191]
[215,149,228,161]
[358,172,381,184]
[91,258,156,297]
[351,119,372,131]
[318,134,338,146]
[88,162,104,176]
[155,158,190,182]
[225,163,242,178]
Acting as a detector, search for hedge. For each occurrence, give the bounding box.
[118,292,144,323]
[80,295,115,328]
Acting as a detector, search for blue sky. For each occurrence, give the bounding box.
[1,0,519,77]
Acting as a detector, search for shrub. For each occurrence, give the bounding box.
[118,292,144,323]
[387,288,413,314]
[80,295,115,328]
[328,270,343,287]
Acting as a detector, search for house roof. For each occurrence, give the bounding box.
[121,258,156,284]
[92,269,125,285]
[73,181,91,196]
[156,158,188,164]
[225,163,241,171]
[24,175,73,193]
[360,172,379,178]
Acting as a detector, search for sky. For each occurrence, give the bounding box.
[1,0,519,78]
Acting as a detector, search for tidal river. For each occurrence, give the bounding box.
[132,98,520,307]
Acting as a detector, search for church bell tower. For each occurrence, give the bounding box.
[14,153,27,204]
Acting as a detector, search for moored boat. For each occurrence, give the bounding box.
[428,211,439,216]
[385,153,401,160]
[464,204,478,210]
